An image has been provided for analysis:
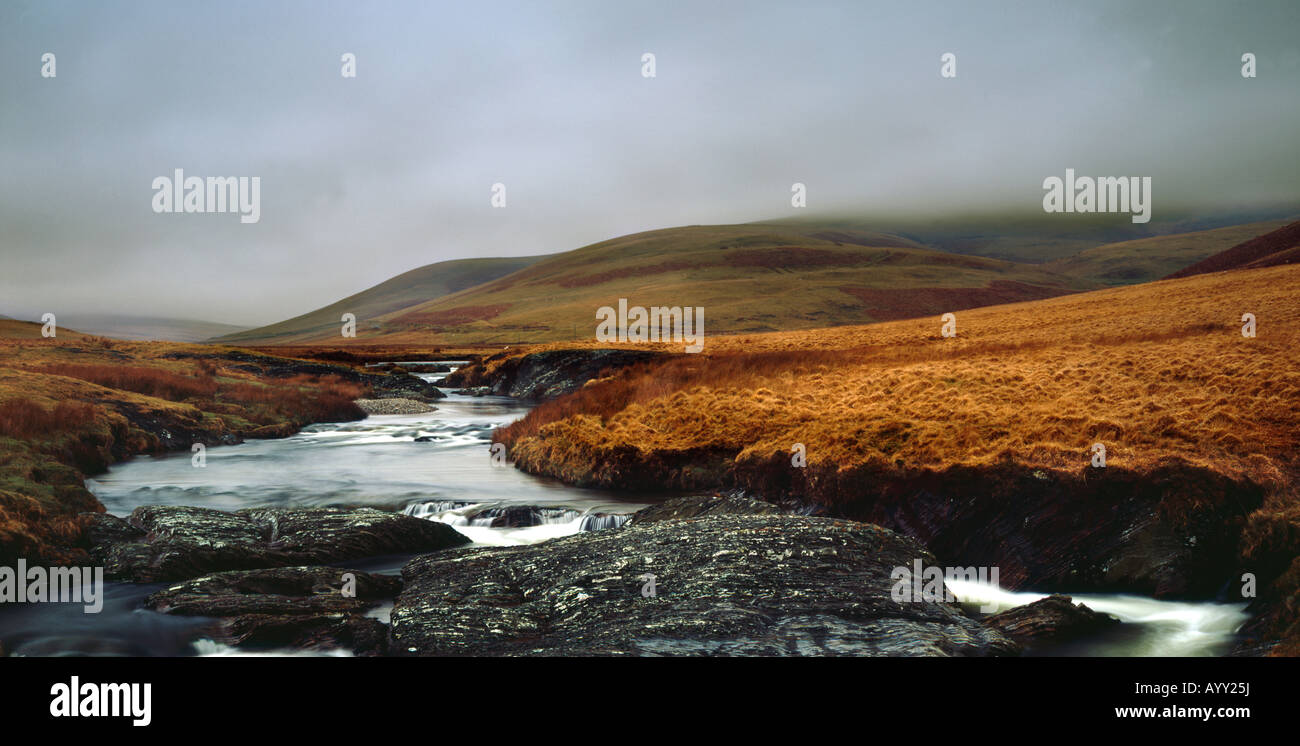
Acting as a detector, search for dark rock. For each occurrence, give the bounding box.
[733,458,1266,598]
[444,348,670,400]
[982,594,1120,643]
[481,505,543,528]
[390,514,1020,656]
[85,506,471,582]
[629,494,784,525]
[369,370,446,401]
[392,363,451,373]
[145,566,399,655]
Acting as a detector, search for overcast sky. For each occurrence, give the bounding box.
[2,0,1297,326]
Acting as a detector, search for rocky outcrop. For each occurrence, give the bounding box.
[443,348,669,400]
[628,493,787,525]
[85,506,470,582]
[367,370,447,401]
[354,398,436,415]
[982,594,1120,643]
[727,458,1265,600]
[389,513,1020,656]
[145,566,398,655]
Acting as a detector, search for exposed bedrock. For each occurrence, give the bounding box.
[736,457,1266,599]
[443,348,670,399]
[83,505,470,582]
[145,566,399,655]
[982,594,1121,644]
[389,510,1021,657]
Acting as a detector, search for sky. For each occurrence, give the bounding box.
[1,0,1297,327]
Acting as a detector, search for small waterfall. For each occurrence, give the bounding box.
[401,499,633,546]
[580,513,631,531]
[402,501,484,526]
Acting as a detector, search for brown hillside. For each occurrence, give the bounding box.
[1165,220,1300,279]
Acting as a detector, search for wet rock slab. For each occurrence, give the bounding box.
[145,566,398,655]
[85,505,470,582]
[982,593,1120,643]
[628,493,786,525]
[390,513,1020,656]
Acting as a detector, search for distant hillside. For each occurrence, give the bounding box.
[1165,220,1300,279]
[260,223,1098,346]
[0,319,95,340]
[766,205,1300,264]
[213,255,545,344]
[1047,219,1293,286]
[45,314,249,343]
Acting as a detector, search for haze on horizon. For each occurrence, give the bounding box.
[2,0,1297,327]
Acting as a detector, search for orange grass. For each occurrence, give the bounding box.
[500,264,1299,490]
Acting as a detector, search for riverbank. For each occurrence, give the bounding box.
[0,332,445,564]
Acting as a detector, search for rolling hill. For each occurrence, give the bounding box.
[763,205,1300,264]
[1046,219,1294,286]
[0,319,95,341]
[278,224,1103,345]
[1166,220,1300,279]
[213,255,545,345]
[220,214,1294,347]
[43,314,249,343]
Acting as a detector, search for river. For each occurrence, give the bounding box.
[0,371,1248,656]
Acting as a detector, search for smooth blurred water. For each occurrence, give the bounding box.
[947,579,1248,657]
[2,381,650,656]
[87,388,649,519]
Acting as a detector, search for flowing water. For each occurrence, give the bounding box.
[0,370,1249,656]
[947,579,1248,657]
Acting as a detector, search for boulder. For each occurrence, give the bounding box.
[85,506,470,582]
[145,566,398,655]
[982,594,1120,643]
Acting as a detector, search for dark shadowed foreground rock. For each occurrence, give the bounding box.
[145,566,398,655]
[982,594,1120,643]
[390,514,1020,656]
[85,506,470,582]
